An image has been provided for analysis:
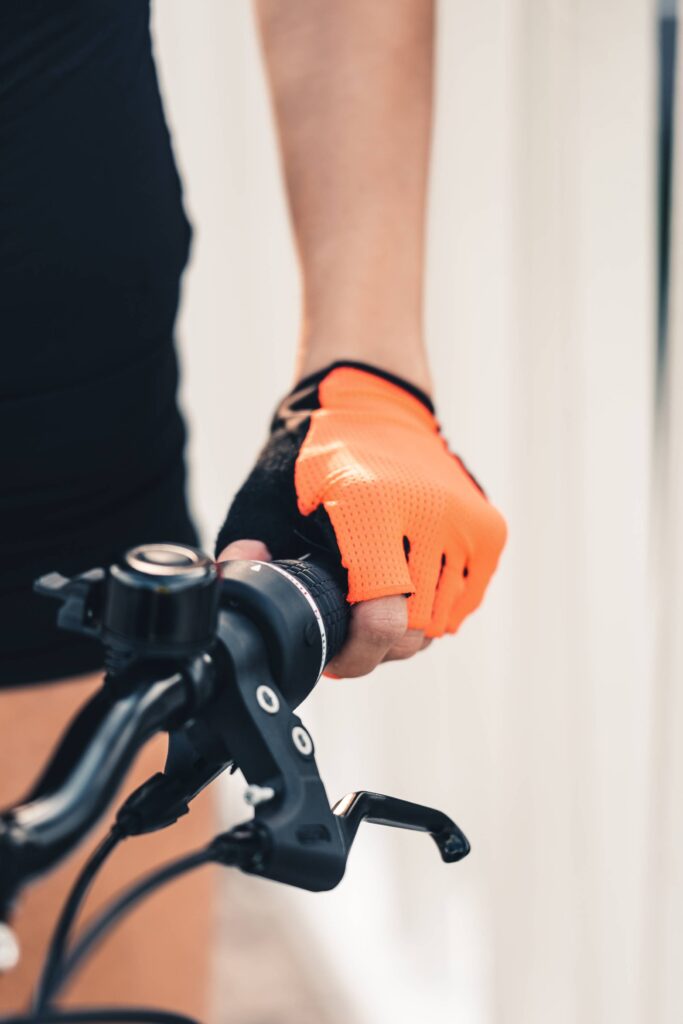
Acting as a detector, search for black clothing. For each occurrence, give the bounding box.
[0,0,196,685]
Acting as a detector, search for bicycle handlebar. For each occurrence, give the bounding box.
[0,547,348,910]
[0,541,469,922]
[0,670,190,902]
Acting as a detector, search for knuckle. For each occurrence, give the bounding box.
[482,505,508,553]
[365,622,405,648]
[386,632,425,660]
[356,599,407,647]
[475,499,507,544]
[328,648,381,679]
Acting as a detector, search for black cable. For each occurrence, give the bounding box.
[33,827,124,1012]
[48,849,214,1004]
[35,771,194,1011]
[0,1008,199,1024]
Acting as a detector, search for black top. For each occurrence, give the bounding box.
[0,0,197,685]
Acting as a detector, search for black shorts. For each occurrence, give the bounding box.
[0,452,198,687]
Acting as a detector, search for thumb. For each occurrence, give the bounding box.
[216,538,272,563]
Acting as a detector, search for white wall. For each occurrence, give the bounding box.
[152,3,670,1022]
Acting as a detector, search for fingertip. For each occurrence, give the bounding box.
[217,539,272,562]
[326,596,408,678]
[446,608,466,635]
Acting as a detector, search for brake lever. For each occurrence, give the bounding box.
[332,791,470,863]
[187,586,470,891]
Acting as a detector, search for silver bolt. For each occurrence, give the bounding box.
[244,784,276,807]
[256,684,280,714]
[291,725,314,757]
[0,923,20,972]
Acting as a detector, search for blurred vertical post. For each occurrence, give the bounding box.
[657,0,677,392]
[649,2,683,1023]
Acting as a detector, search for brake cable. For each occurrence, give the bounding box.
[33,828,124,1012]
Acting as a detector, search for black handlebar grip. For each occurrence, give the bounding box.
[218,556,349,708]
[272,558,349,665]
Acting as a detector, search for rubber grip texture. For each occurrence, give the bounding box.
[273,559,349,664]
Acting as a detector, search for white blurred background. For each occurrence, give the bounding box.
[150,2,683,1022]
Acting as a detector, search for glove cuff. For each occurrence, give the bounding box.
[290,360,435,415]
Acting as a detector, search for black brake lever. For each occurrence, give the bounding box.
[192,570,470,890]
[332,791,470,863]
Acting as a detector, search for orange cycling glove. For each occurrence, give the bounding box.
[216,362,507,637]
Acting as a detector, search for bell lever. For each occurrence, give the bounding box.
[33,568,106,639]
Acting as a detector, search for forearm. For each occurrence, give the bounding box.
[254,0,435,393]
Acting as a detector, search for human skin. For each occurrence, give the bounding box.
[220,0,437,680]
[0,675,215,1016]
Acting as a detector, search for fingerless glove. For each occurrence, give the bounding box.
[216,362,506,637]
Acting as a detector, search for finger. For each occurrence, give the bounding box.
[325,595,407,679]
[381,628,426,663]
[446,563,489,634]
[405,545,443,630]
[447,507,507,633]
[217,539,272,563]
[426,549,468,638]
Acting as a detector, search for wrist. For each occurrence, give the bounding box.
[296,334,432,397]
[293,360,435,415]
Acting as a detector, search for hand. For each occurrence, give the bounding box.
[215,363,507,679]
[217,539,431,678]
